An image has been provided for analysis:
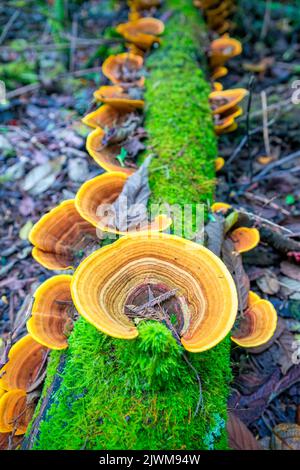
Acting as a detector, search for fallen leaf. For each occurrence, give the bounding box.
[19,220,33,240]
[271,423,300,450]
[205,214,224,257]
[67,158,89,183]
[279,275,300,300]
[222,238,250,311]
[113,156,152,231]
[227,412,262,450]
[280,261,300,282]
[256,270,280,295]
[21,156,64,195]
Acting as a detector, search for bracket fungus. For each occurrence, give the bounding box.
[128,0,161,9]
[209,89,248,115]
[102,53,145,87]
[0,335,48,392]
[230,227,260,253]
[116,18,164,51]
[215,157,225,172]
[231,296,277,348]
[209,36,242,68]
[82,104,132,129]
[86,128,136,175]
[211,66,228,81]
[29,200,97,270]
[75,172,171,234]
[27,275,74,350]
[211,201,232,214]
[214,105,243,134]
[0,389,34,435]
[71,233,238,353]
[93,85,144,111]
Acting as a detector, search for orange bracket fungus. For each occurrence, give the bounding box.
[209,89,248,115]
[82,104,133,129]
[27,275,74,350]
[211,201,232,214]
[102,53,145,87]
[211,66,228,81]
[215,157,225,172]
[75,171,171,234]
[86,128,136,175]
[71,233,238,353]
[0,389,34,436]
[93,85,144,111]
[230,227,260,253]
[29,200,97,270]
[0,335,48,392]
[128,0,161,9]
[231,296,278,348]
[116,18,165,51]
[209,36,242,68]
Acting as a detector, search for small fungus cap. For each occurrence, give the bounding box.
[93,85,144,110]
[0,335,48,392]
[71,233,238,353]
[230,227,260,253]
[209,89,248,115]
[27,275,73,350]
[86,128,135,175]
[82,104,131,129]
[0,389,33,435]
[116,18,164,50]
[231,299,278,348]
[102,53,145,87]
[29,200,96,270]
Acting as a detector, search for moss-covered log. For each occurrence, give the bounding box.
[25,0,231,450]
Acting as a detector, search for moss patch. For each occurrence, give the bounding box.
[28,0,231,450]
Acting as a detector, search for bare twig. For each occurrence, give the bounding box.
[0,10,20,45]
[261,90,271,157]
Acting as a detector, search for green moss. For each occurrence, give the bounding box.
[28,0,231,450]
[30,319,230,450]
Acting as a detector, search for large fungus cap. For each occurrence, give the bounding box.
[0,335,48,392]
[209,89,248,115]
[29,200,97,270]
[27,275,73,350]
[0,389,33,435]
[86,128,135,175]
[71,233,238,352]
[75,172,170,234]
[116,18,164,50]
[230,227,260,253]
[82,104,131,129]
[210,36,242,67]
[102,53,145,87]
[231,299,277,348]
[94,85,144,110]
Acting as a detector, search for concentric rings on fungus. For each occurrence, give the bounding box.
[231,299,278,348]
[102,53,145,87]
[0,389,33,435]
[71,233,238,352]
[75,172,171,234]
[93,85,144,110]
[27,275,74,350]
[0,335,48,392]
[29,200,97,270]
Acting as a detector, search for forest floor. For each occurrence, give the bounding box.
[1,0,300,449]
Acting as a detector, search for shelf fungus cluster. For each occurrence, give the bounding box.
[194,0,236,34]
[86,7,164,176]
[208,202,278,348]
[0,335,48,439]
